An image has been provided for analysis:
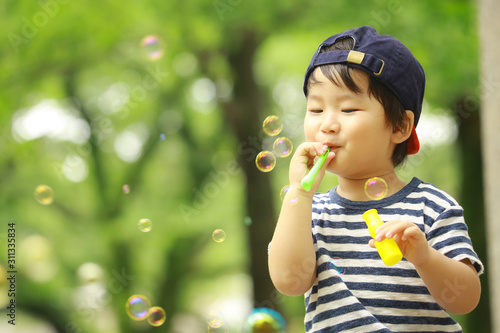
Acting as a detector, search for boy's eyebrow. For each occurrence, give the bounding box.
[306,93,323,102]
[307,90,362,103]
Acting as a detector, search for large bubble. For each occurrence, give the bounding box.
[272,137,293,158]
[262,116,283,136]
[364,177,388,200]
[255,151,276,173]
[126,294,151,321]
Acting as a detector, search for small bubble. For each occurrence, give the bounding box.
[207,311,224,328]
[279,185,290,201]
[207,310,230,329]
[255,151,276,172]
[280,185,298,205]
[273,137,293,158]
[160,133,166,141]
[212,229,226,243]
[243,308,286,333]
[262,115,283,136]
[327,257,346,275]
[364,177,388,200]
[34,185,54,205]
[140,35,164,61]
[207,310,229,332]
[147,306,166,327]
[138,219,152,232]
[126,294,151,321]
[122,184,130,194]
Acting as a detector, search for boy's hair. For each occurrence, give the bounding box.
[306,37,408,167]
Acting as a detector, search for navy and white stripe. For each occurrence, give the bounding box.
[305,177,483,332]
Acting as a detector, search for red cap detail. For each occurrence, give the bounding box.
[407,125,420,155]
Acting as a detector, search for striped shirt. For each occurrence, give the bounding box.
[305,177,484,332]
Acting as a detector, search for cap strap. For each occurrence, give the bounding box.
[312,50,385,76]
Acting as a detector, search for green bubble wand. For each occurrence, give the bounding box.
[300,147,330,191]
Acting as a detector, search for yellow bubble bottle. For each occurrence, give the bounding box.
[362,209,403,266]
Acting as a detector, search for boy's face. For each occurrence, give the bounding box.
[304,67,398,179]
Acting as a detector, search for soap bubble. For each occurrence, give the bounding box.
[34,185,54,205]
[212,229,226,243]
[255,151,276,172]
[280,185,298,205]
[207,310,224,327]
[279,185,290,202]
[243,308,286,333]
[138,219,152,232]
[147,306,166,327]
[272,137,293,158]
[207,311,229,332]
[364,177,388,200]
[122,184,130,194]
[160,133,166,141]
[126,294,151,320]
[262,116,283,136]
[327,257,346,275]
[140,35,164,60]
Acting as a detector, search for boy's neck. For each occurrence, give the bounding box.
[336,172,407,201]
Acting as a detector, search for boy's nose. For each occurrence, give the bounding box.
[320,113,340,133]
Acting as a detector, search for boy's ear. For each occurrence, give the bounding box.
[391,110,414,144]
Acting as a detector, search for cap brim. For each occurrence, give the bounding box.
[407,125,420,155]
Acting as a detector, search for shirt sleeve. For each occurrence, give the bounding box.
[426,205,484,275]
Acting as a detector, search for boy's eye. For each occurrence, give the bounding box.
[342,109,358,113]
[309,109,323,114]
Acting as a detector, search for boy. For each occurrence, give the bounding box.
[268,26,483,332]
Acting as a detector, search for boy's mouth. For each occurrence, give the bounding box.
[324,143,340,150]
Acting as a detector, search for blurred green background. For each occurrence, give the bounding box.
[0,0,490,332]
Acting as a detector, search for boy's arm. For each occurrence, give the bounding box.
[374,221,481,314]
[268,188,317,296]
[414,248,481,314]
[268,143,335,296]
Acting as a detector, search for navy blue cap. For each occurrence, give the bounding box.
[303,26,425,154]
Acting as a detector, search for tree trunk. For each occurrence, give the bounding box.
[477,0,500,332]
[453,96,490,332]
[221,29,280,311]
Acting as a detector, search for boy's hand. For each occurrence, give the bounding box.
[369,220,430,267]
[289,142,335,193]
